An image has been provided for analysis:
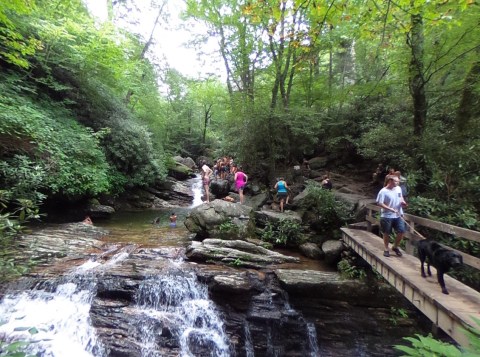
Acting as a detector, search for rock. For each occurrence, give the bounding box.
[167,161,195,180]
[299,242,324,259]
[86,204,115,219]
[332,191,376,221]
[173,156,196,170]
[322,240,345,265]
[4,223,428,357]
[247,192,268,209]
[210,179,230,198]
[184,199,253,239]
[13,223,107,269]
[196,156,213,168]
[307,156,327,170]
[185,239,300,267]
[253,209,302,229]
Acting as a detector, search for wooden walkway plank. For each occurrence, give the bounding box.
[341,228,480,348]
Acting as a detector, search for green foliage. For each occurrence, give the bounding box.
[0,0,41,69]
[0,324,37,357]
[0,190,38,281]
[395,317,480,357]
[389,307,409,326]
[228,258,244,267]
[395,334,463,357]
[103,119,166,188]
[408,197,480,232]
[301,183,353,233]
[337,258,367,280]
[0,76,111,198]
[219,219,239,234]
[261,219,302,246]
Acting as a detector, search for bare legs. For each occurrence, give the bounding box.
[204,184,210,202]
[279,198,284,213]
[239,189,244,204]
[383,233,404,251]
[393,233,404,250]
[383,234,390,251]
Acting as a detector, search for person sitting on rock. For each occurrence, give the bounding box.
[321,175,332,190]
[82,216,93,225]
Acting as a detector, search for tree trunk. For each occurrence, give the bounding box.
[203,104,212,144]
[408,4,427,137]
[456,56,480,133]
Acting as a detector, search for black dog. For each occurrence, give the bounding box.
[416,239,463,295]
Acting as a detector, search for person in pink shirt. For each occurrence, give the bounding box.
[234,166,248,204]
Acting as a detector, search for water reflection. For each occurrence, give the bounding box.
[95,209,191,247]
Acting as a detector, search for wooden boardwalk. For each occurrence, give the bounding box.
[341,227,480,348]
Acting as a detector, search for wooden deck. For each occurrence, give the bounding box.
[341,228,480,348]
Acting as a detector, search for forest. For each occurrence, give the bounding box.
[0,1,480,354]
[0,0,479,235]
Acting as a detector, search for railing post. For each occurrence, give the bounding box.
[366,208,372,232]
[405,218,414,255]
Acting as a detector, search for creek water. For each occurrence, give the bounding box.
[0,175,423,356]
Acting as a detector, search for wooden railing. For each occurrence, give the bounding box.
[364,203,480,270]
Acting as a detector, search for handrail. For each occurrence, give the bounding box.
[364,203,480,270]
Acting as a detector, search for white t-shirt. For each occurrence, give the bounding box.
[376,186,403,218]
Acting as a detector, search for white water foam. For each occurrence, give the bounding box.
[135,271,230,357]
[0,282,104,357]
[190,174,204,208]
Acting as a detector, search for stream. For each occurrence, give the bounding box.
[0,175,428,356]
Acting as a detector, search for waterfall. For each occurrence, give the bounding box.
[244,321,254,357]
[190,174,204,208]
[0,242,232,357]
[307,322,320,357]
[135,271,230,357]
[0,246,133,357]
[0,280,104,357]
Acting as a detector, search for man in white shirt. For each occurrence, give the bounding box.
[376,176,407,257]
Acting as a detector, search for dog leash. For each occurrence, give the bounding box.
[401,216,427,239]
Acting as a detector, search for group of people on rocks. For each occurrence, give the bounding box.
[201,158,248,205]
[375,165,409,258]
[213,156,237,180]
[200,157,333,212]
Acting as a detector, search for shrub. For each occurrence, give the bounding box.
[301,182,353,233]
[0,76,111,198]
[337,258,367,280]
[394,315,480,357]
[261,219,302,246]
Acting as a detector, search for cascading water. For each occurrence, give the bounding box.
[135,271,230,357]
[190,174,204,208]
[244,321,254,357]
[0,276,105,357]
[307,322,320,357]
[0,246,232,357]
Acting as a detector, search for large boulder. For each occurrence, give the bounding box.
[247,192,268,210]
[186,239,300,268]
[173,156,196,170]
[307,156,327,170]
[333,192,376,221]
[210,179,230,198]
[184,199,253,239]
[167,161,195,180]
[322,240,345,265]
[86,203,115,219]
[253,209,302,228]
[299,242,324,260]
